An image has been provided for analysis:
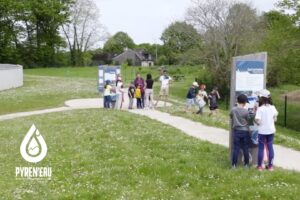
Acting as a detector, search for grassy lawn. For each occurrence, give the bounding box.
[2,66,299,150]
[0,75,98,115]
[270,84,300,132]
[25,67,98,78]
[1,109,300,199]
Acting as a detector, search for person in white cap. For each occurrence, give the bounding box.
[255,89,278,171]
[115,75,124,109]
[185,81,199,112]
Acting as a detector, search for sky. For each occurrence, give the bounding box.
[95,0,279,46]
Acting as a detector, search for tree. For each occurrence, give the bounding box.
[0,0,20,64]
[186,0,259,91]
[0,0,70,67]
[160,21,202,65]
[260,11,300,86]
[62,0,106,66]
[278,0,300,24]
[27,0,70,67]
[103,32,135,54]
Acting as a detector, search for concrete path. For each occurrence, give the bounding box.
[0,98,171,121]
[1,98,300,172]
[0,107,72,121]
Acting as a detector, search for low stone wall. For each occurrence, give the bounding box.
[0,64,23,91]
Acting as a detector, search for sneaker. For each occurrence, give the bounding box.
[268,166,274,171]
[231,164,237,169]
[257,166,263,171]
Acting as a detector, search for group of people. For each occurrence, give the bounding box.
[103,75,125,109]
[103,70,278,171]
[185,82,221,116]
[230,89,278,171]
[103,70,172,110]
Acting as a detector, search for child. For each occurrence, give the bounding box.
[208,86,220,116]
[185,82,198,112]
[255,89,278,171]
[128,82,135,109]
[135,84,142,109]
[103,80,111,108]
[196,84,208,115]
[115,76,123,109]
[230,94,250,168]
[119,85,125,109]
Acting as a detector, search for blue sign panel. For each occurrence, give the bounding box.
[98,66,121,93]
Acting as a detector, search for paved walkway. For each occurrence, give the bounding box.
[1,98,300,172]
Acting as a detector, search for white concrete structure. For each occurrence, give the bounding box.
[0,64,23,91]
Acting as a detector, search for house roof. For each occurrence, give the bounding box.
[112,49,153,61]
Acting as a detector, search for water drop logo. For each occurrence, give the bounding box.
[20,124,47,163]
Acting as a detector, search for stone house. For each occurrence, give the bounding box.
[112,49,154,67]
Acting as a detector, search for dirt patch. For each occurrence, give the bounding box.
[283,90,300,102]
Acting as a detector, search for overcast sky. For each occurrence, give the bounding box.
[95,0,279,45]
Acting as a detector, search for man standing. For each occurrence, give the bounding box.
[155,70,172,107]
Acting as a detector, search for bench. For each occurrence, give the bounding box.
[173,75,185,81]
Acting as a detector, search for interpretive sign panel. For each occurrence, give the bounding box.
[98,66,121,93]
[229,52,267,165]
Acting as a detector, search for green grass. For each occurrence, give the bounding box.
[2,66,299,150]
[270,84,300,132]
[25,65,210,102]
[1,109,300,199]
[0,75,98,115]
[25,67,98,78]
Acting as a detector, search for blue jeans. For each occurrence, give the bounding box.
[232,130,250,166]
[257,134,274,168]
[104,96,111,108]
[137,98,142,109]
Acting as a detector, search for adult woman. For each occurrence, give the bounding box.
[145,74,154,109]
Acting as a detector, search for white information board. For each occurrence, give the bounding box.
[229,52,268,165]
[98,66,121,93]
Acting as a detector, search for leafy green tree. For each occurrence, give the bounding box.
[135,43,156,56]
[161,21,201,53]
[0,0,24,64]
[278,0,300,23]
[103,32,135,54]
[160,21,202,65]
[186,1,259,92]
[0,0,71,67]
[27,0,70,67]
[260,11,300,86]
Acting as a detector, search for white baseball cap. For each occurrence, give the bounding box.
[259,89,271,98]
[193,82,199,87]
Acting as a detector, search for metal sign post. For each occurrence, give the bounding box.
[229,52,267,165]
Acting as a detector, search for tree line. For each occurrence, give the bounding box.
[0,0,299,88]
[0,0,104,67]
